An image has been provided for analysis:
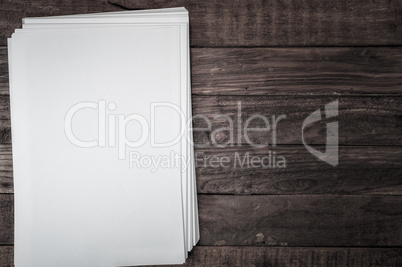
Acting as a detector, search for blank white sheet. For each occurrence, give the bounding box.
[9,26,187,267]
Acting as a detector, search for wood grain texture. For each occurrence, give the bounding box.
[0,47,8,95]
[0,145,12,194]
[163,246,402,267]
[197,195,402,247]
[192,95,402,146]
[1,246,401,267]
[106,0,402,47]
[0,246,13,267]
[1,0,401,46]
[191,47,402,95]
[2,46,402,96]
[0,195,13,245]
[1,195,402,247]
[0,95,10,145]
[196,145,402,194]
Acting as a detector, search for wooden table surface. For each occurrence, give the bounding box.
[1,0,402,266]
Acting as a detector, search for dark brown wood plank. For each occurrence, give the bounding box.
[1,246,401,267]
[0,246,13,267]
[0,47,8,95]
[0,0,120,46]
[196,145,402,194]
[1,0,401,47]
[1,195,402,246]
[111,0,402,47]
[163,246,402,267]
[0,145,12,194]
[192,95,402,146]
[197,195,402,247]
[0,195,13,245]
[3,46,402,96]
[0,95,10,145]
[191,47,402,95]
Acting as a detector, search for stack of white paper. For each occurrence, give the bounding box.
[8,7,199,267]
